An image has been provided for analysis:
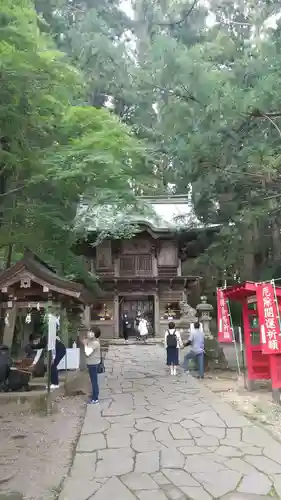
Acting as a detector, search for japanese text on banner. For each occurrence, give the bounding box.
[217,288,232,343]
[256,283,281,354]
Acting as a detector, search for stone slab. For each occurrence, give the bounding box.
[180,486,212,500]
[222,495,277,500]
[162,468,199,487]
[192,470,242,497]
[91,477,136,500]
[121,472,159,490]
[136,491,168,500]
[59,478,101,500]
[237,472,272,495]
[245,455,281,475]
[95,449,134,477]
[76,434,106,452]
[135,451,160,473]
[161,449,185,469]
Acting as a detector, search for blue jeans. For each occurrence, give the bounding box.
[183,351,204,378]
[87,364,99,401]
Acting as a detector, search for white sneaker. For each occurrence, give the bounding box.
[50,384,59,389]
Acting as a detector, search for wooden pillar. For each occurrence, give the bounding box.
[60,306,68,347]
[2,305,17,348]
[113,293,119,338]
[152,256,157,276]
[242,301,254,390]
[177,258,182,277]
[83,305,90,329]
[154,292,160,337]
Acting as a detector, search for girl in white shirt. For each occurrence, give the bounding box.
[164,321,183,375]
[138,317,149,343]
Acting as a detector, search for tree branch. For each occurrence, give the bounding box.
[262,114,281,138]
[0,185,26,197]
[247,110,281,118]
[148,83,203,106]
[215,14,252,27]
[157,0,198,27]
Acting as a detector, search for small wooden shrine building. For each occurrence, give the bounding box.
[0,251,92,350]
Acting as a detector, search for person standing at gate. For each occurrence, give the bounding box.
[164,321,183,375]
[134,311,141,341]
[182,321,205,379]
[138,316,149,343]
[122,312,129,344]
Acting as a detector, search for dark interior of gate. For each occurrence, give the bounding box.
[119,295,155,337]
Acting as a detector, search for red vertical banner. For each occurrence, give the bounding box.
[270,355,281,389]
[256,282,281,354]
[217,288,232,343]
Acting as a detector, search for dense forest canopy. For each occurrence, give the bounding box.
[2,0,281,287]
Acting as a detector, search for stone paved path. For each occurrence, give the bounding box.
[59,345,281,500]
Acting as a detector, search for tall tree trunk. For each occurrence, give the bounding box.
[5,244,13,269]
[243,226,256,280]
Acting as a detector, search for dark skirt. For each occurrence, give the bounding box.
[166,347,179,366]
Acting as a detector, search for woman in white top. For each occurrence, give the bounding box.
[83,327,101,404]
[138,317,149,343]
[164,321,183,375]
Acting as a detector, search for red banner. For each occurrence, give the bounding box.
[217,288,232,343]
[256,282,281,354]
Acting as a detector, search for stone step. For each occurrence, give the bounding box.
[103,338,164,345]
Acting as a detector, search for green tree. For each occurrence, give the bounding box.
[27,0,281,284]
[0,0,149,280]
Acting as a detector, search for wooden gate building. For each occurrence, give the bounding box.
[77,197,217,339]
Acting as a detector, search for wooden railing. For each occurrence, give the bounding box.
[119,254,152,276]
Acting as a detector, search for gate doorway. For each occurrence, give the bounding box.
[119,295,155,338]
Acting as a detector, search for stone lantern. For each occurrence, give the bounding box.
[196,296,213,338]
[178,292,197,341]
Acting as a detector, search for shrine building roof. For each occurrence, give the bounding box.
[223,281,281,301]
[77,195,220,238]
[0,252,92,304]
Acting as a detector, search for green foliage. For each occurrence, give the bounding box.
[0,0,150,282]
[4,0,281,290]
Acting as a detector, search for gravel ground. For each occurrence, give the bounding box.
[0,380,88,500]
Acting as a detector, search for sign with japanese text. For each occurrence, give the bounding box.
[256,282,281,354]
[217,288,233,343]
